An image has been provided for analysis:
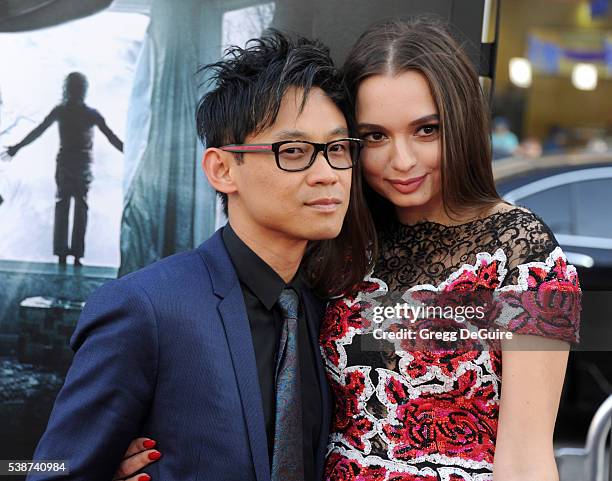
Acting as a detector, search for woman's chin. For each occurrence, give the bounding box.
[385,192,432,210]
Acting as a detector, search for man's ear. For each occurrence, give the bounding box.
[202,148,238,196]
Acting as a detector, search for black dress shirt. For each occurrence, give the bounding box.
[223,224,322,481]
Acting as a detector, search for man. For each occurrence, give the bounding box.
[6,72,123,266]
[29,31,373,481]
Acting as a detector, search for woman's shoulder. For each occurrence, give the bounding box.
[483,207,580,344]
[481,202,565,274]
[482,202,556,241]
[483,202,542,224]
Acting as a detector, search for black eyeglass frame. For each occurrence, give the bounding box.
[219,138,363,172]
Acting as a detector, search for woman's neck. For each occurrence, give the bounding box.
[396,197,501,226]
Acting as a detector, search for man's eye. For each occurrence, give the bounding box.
[281,147,305,155]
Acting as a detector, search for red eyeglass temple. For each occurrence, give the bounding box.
[220,144,272,152]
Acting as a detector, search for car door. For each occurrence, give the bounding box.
[502,168,612,426]
[503,167,612,291]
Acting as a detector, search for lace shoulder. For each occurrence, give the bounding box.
[488,207,560,286]
[375,206,562,289]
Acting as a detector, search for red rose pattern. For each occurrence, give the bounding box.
[328,368,375,451]
[325,452,387,481]
[498,249,581,342]
[381,370,497,464]
[322,248,579,481]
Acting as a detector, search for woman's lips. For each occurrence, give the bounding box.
[388,174,427,194]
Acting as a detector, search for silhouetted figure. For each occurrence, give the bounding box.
[6,72,123,266]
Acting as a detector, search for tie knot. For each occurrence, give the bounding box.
[277,288,299,320]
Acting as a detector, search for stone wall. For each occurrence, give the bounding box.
[0,260,116,357]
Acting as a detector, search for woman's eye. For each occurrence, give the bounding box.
[362,132,386,143]
[417,124,440,137]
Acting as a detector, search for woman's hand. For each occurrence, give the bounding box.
[112,437,162,481]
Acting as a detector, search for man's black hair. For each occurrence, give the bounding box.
[195,29,350,215]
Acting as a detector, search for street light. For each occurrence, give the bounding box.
[572,63,598,91]
[509,57,532,88]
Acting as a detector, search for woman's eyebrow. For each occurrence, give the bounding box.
[357,122,384,131]
[358,114,439,131]
[410,114,439,125]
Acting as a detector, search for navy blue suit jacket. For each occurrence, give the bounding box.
[29,229,332,480]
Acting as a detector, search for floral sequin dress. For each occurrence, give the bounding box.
[321,208,581,481]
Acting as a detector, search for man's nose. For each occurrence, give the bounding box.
[307,150,341,184]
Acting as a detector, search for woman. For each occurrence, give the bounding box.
[117,17,579,481]
[320,18,579,481]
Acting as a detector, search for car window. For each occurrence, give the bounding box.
[574,178,612,239]
[517,184,572,234]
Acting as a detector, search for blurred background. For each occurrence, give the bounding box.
[490,7,612,479]
[492,0,612,159]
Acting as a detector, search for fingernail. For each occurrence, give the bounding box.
[143,439,156,449]
[148,450,162,461]
[138,475,151,481]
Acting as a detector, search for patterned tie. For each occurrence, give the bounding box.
[271,288,304,481]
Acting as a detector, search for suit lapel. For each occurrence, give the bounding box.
[199,231,270,481]
[218,286,270,481]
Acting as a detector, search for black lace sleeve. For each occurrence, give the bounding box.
[494,209,581,343]
[495,209,560,286]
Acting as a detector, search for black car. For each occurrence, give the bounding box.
[494,153,612,438]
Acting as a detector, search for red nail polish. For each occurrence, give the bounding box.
[148,451,162,461]
[143,439,156,449]
[138,475,151,481]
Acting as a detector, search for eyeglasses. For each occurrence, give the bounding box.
[220,138,362,172]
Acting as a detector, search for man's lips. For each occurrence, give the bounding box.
[388,174,427,194]
[305,198,342,211]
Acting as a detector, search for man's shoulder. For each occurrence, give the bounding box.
[125,248,205,282]
[75,238,233,347]
[111,231,231,298]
